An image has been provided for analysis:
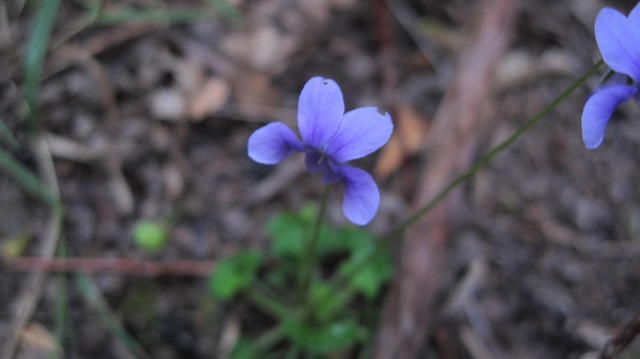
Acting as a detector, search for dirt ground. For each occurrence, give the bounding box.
[1,0,640,358]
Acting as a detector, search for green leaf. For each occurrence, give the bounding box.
[266,204,349,259]
[230,337,260,359]
[283,317,366,355]
[309,281,336,319]
[338,228,393,299]
[132,220,168,252]
[266,207,392,300]
[266,211,308,258]
[209,250,263,299]
[348,253,392,299]
[263,259,296,288]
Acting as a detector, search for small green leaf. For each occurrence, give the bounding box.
[348,253,392,298]
[132,220,168,252]
[283,317,366,355]
[1,231,32,258]
[338,228,393,299]
[266,205,349,259]
[266,211,308,258]
[230,337,259,359]
[209,250,263,299]
[309,281,336,319]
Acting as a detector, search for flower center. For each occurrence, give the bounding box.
[303,147,340,184]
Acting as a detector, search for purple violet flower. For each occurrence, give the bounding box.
[247,77,393,225]
[581,3,640,149]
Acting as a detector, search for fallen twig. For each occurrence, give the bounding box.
[57,45,134,215]
[599,314,640,359]
[2,257,215,277]
[44,24,157,79]
[373,0,516,357]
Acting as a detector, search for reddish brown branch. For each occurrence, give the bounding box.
[374,0,516,358]
[600,314,640,359]
[2,257,215,277]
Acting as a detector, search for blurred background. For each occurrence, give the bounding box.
[2,0,640,358]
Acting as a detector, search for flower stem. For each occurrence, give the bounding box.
[384,59,604,239]
[254,324,285,352]
[299,186,331,303]
[245,286,291,320]
[326,60,604,297]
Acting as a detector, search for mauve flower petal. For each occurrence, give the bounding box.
[581,84,635,149]
[297,77,345,148]
[326,107,393,162]
[595,8,640,81]
[247,122,302,164]
[338,165,380,225]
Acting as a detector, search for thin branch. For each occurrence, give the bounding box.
[600,314,640,359]
[2,257,215,277]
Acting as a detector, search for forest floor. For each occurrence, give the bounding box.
[2,0,640,358]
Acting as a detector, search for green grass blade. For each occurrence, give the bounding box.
[74,273,150,359]
[0,147,58,205]
[0,120,19,148]
[206,0,242,23]
[24,0,60,132]
[96,8,213,24]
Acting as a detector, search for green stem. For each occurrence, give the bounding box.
[286,346,302,359]
[254,324,285,353]
[384,60,604,239]
[245,287,292,320]
[324,241,378,307]
[326,60,604,298]
[299,186,331,300]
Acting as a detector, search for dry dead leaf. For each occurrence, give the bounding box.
[397,105,428,151]
[330,0,358,10]
[374,105,429,178]
[218,315,241,359]
[109,170,134,215]
[495,50,534,88]
[17,322,60,359]
[176,59,206,94]
[163,163,184,200]
[375,135,403,179]
[233,72,280,106]
[221,24,295,73]
[496,49,576,88]
[420,19,465,54]
[149,88,186,121]
[188,78,230,121]
[45,133,102,162]
[299,0,331,23]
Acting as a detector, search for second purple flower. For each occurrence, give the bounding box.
[581,3,640,149]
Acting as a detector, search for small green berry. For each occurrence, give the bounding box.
[132,220,167,252]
